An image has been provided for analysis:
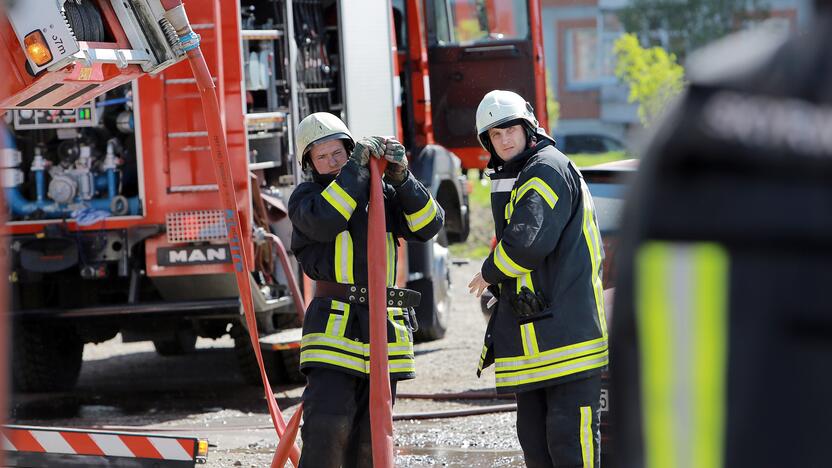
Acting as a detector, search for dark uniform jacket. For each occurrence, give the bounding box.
[289,159,443,381]
[478,137,608,394]
[611,16,832,468]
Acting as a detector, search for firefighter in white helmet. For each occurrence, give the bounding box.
[468,90,607,468]
[289,112,444,467]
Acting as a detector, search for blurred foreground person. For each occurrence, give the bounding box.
[468,90,607,468]
[611,4,832,468]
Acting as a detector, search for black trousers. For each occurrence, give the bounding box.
[515,374,601,468]
[298,368,397,468]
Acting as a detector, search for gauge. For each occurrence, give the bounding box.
[19,109,34,119]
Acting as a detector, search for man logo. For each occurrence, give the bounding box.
[157,245,231,266]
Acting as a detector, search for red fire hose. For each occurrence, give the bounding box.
[368,158,395,467]
[160,2,300,466]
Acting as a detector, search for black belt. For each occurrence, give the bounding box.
[314,281,422,308]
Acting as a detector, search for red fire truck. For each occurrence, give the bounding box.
[0,0,547,392]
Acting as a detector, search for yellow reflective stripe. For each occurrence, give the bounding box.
[637,242,728,468]
[520,323,539,356]
[478,344,488,372]
[331,300,348,312]
[386,233,396,287]
[302,333,366,355]
[334,231,354,284]
[388,308,406,343]
[516,273,534,293]
[340,305,350,336]
[581,181,607,338]
[493,241,531,278]
[321,181,357,221]
[301,349,367,373]
[302,332,412,357]
[516,177,558,209]
[495,352,608,387]
[580,406,594,468]
[405,197,438,232]
[325,313,341,336]
[495,337,607,371]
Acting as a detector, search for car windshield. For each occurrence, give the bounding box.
[585,173,632,234]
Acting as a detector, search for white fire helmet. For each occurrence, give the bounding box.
[475,90,539,150]
[295,112,354,169]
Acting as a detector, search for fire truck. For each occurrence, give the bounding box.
[0,0,547,392]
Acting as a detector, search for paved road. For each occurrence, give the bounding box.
[10,261,526,467]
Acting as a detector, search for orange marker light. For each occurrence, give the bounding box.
[24,30,52,66]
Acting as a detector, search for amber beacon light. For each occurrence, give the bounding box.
[24,30,52,66]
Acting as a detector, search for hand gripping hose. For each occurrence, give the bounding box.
[159,1,300,466]
[368,158,395,467]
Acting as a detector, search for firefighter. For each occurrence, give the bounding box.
[289,112,443,467]
[611,5,832,468]
[467,90,608,468]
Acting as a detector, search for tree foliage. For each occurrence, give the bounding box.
[613,33,685,126]
[619,0,768,59]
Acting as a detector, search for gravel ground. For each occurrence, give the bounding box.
[9,261,526,467]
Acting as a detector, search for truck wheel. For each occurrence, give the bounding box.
[231,324,279,386]
[13,321,83,392]
[153,328,197,356]
[274,348,305,384]
[412,237,451,342]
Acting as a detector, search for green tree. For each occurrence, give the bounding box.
[613,33,685,126]
[546,70,560,130]
[619,0,768,59]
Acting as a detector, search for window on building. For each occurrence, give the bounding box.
[565,12,623,88]
[430,0,529,45]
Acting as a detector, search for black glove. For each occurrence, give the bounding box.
[349,137,385,167]
[511,287,547,320]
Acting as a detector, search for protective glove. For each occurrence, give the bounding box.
[511,286,547,320]
[382,138,408,184]
[349,136,386,167]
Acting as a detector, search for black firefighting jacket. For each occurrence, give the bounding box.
[288,159,444,380]
[478,138,608,394]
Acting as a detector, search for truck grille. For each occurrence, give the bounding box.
[166,210,227,243]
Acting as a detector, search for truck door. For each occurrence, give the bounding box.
[425,0,546,168]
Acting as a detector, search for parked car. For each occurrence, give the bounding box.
[556,133,627,155]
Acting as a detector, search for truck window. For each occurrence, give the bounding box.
[431,0,529,45]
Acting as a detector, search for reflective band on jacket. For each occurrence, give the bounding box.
[495,337,607,372]
[580,180,607,338]
[493,241,531,278]
[405,197,438,232]
[491,177,516,193]
[325,300,350,336]
[580,406,594,468]
[520,322,539,356]
[386,233,396,287]
[636,242,728,468]
[516,272,534,293]
[334,231,354,284]
[495,352,608,388]
[515,177,558,209]
[321,180,357,221]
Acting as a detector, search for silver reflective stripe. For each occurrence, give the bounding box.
[302,334,365,354]
[301,351,367,373]
[581,406,594,468]
[636,242,729,468]
[521,324,535,356]
[388,343,413,354]
[389,361,415,372]
[491,177,517,193]
[495,339,607,370]
[495,354,608,386]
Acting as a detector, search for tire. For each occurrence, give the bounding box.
[274,348,305,384]
[12,321,84,392]
[231,323,280,386]
[153,328,197,356]
[412,238,451,342]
